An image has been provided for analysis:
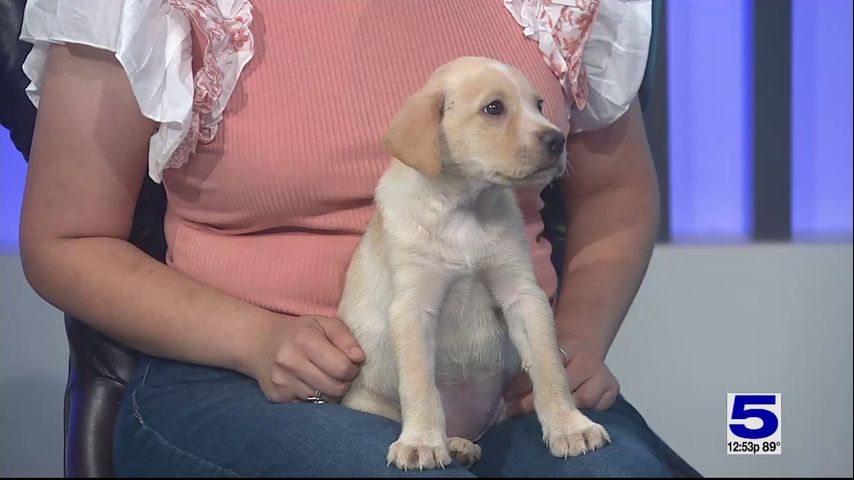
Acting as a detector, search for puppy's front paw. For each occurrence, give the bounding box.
[448,436,481,469]
[542,411,611,458]
[387,436,451,471]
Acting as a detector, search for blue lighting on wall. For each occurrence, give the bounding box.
[0,1,851,251]
[791,0,854,241]
[668,0,754,242]
[0,128,26,254]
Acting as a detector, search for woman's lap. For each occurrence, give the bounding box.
[114,356,700,478]
[114,356,466,477]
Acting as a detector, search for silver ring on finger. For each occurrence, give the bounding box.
[305,389,326,404]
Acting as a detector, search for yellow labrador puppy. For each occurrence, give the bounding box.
[339,57,610,471]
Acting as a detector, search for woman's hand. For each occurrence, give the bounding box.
[251,314,366,403]
[502,335,620,416]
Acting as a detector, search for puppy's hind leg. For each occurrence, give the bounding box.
[342,387,401,423]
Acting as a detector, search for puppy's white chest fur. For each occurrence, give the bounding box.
[428,206,507,271]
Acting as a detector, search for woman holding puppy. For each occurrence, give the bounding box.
[19,0,698,477]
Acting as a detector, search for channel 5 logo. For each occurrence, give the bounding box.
[726,393,782,455]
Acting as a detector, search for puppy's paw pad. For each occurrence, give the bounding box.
[448,437,481,469]
[387,438,451,471]
[544,415,610,458]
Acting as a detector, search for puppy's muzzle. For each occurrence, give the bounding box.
[525,128,566,178]
[539,129,566,157]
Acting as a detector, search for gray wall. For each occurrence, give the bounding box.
[1,244,852,477]
[0,254,66,477]
[608,243,853,478]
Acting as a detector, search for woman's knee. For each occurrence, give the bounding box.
[474,409,673,477]
[566,429,672,477]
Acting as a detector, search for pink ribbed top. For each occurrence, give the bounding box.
[161,0,569,318]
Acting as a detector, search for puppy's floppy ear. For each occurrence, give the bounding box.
[383,87,445,176]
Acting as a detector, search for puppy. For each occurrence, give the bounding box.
[339,57,610,470]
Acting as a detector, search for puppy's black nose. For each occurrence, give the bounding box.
[540,130,566,155]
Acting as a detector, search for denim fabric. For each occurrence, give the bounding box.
[114,356,701,478]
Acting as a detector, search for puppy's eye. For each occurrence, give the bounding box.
[537,99,544,113]
[482,100,505,116]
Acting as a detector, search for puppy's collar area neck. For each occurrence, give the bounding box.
[423,168,494,196]
[429,175,505,209]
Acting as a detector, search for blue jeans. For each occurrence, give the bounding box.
[114,356,701,477]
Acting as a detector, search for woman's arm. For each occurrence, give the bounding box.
[554,98,660,358]
[20,43,363,402]
[504,98,659,413]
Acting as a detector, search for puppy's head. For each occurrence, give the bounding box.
[383,57,566,185]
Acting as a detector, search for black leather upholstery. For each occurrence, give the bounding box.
[0,0,34,159]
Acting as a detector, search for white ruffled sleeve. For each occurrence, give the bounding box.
[503,0,651,132]
[19,0,254,183]
[571,0,651,132]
